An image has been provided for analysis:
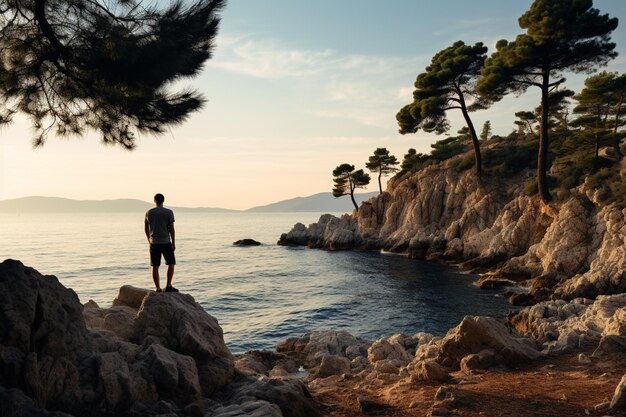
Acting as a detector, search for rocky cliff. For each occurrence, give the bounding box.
[0,260,318,417]
[279,144,626,305]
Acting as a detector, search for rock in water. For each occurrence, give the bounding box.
[233,239,261,246]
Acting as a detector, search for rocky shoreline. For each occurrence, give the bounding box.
[1,259,625,416]
[1,146,625,417]
[278,145,626,307]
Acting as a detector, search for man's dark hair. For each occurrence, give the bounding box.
[154,194,165,205]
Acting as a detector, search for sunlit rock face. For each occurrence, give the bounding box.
[510,293,626,355]
[279,149,625,302]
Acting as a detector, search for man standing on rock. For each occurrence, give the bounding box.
[145,193,178,292]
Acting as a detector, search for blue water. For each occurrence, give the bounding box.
[0,212,514,353]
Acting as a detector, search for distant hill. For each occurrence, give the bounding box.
[0,192,379,213]
[246,192,378,213]
[0,197,235,213]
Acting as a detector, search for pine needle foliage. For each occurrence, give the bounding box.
[0,0,225,149]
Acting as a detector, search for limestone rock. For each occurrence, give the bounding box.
[0,259,88,410]
[0,260,238,416]
[315,354,350,378]
[278,146,625,302]
[410,359,450,382]
[610,373,626,410]
[210,400,283,417]
[0,386,75,417]
[430,316,541,369]
[142,343,202,406]
[278,214,361,250]
[134,292,235,395]
[220,376,320,417]
[278,329,370,369]
[357,396,387,414]
[510,294,626,353]
[233,239,261,246]
[112,284,151,308]
[460,349,496,373]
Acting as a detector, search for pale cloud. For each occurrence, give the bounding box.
[208,34,427,130]
[209,36,422,81]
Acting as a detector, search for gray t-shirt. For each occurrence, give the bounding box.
[145,207,175,244]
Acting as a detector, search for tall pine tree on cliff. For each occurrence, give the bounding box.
[0,0,225,149]
[477,0,618,203]
[365,148,399,194]
[397,41,489,176]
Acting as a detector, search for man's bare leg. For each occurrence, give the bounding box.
[152,266,161,291]
[166,264,175,288]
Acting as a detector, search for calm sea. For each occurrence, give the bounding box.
[0,212,513,353]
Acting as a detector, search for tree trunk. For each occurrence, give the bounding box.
[457,89,482,177]
[377,169,383,194]
[349,180,358,212]
[538,71,552,203]
[614,95,624,158]
[595,134,600,159]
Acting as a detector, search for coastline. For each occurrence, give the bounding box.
[1,259,625,417]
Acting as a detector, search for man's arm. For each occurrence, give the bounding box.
[145,218,151,243]
[170,221,176,250]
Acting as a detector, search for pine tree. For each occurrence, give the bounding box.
[480,121,492,141]
[477,0,618,203]
[332,164,371,212]
[0,0,225,149]
[571,71,625,158]
[365,148,399,194]
[397,41,489,176]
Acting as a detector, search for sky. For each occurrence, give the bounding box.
[1,0,625,210]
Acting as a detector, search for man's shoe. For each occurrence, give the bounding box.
[156,288,162,293]
[165,285,179,293]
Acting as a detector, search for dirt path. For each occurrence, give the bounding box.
[310,354,626,417]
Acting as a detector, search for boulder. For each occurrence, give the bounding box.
[280,329,370,369]
[210,400,282,417]
[0,386,75,417]
[432,316,541,369]
[233,239,262,246]
[219,376,320,417]
[410,359,450,382]
[112,284,151,308]
[510,294,626,354]
[459,349,496,373]
[134,292,235,395]
[0,259,88,410]
[367,334,414,365]
[610,373,626,410]
[315,354,350,378]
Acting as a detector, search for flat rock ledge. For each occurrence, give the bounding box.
[0,259,319,417]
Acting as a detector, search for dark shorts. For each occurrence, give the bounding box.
[150,243,176,266]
